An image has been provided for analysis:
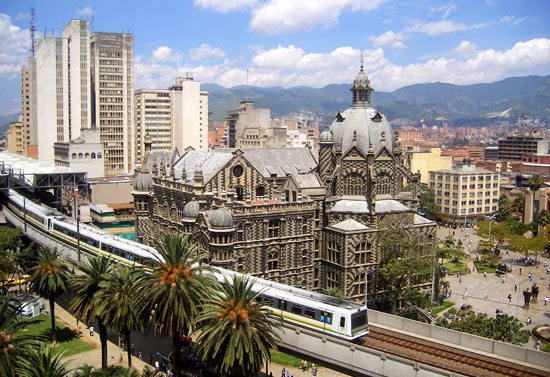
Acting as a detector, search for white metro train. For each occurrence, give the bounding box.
[2,189,369,341]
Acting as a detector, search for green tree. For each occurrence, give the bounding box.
[497,194,511,222]
[28,246,71,342]
[419,185,438,218]
[436,309,529,345]
[376,218,434,314]
[98,264,145,368]
[0,297,47,377]
[512,191,524,215]
[529,174,542,192]
[14,346,71,377]
[74,363,140,377]
[140,234,215,377]
[69,256,113,368]
[195,275,282,377]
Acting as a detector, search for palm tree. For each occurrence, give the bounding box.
[97,264,144,368]
[28,246,71,342]
[14,346,71,377]
[195,275,282,377]
[529,174,542,192]
[0,297,47,377]
[140,233,215,377]
[69,256,113,368]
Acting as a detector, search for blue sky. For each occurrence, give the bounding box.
[1,0,549,115]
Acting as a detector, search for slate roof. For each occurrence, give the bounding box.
[375,200,410,214]
[413,214,433,225]
[331,200,370,214]
[242,148,317,178]
[172,150,233,184]
[292,173,323,189]
[329,219,369,231]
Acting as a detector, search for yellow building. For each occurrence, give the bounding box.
[7,117,24,155]
[406,148,452,184]
[429,164,500,225]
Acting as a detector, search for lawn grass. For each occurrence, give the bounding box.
[17,314,96,357]
[442,260,469,273]
[431,301,454,315]
[473,261,497,273]
[270,350,303,368]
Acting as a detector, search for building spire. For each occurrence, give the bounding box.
[350,54,373,107]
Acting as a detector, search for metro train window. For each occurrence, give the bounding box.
[320,312,332,324]
[291,305,302,315]
[304,308,315,319]
[262,295,274,306]
[339,317,345,327]
[351,312,367,329]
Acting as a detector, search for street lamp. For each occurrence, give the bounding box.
[488,213,498,241]
[507,273,530,319]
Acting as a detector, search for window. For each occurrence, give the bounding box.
[327,271,339,290]
[233,165,244,177]
[328,239,340,264]
[302,218,308,234]
[71,153,77,159]
[268,220,280,238]
[344,172,365,195]
[78,153,83,159]
[376,172,391,195]
[355,241,372,264]
[85,153,90,159]
[91,153,96,159]
[353,272,366,296]
[98,153,102,159]
[267,252,278,271]
[255,185,265,197]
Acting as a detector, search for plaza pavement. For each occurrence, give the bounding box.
[436,224,550,349]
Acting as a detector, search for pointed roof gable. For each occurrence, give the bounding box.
[329,219,369,232]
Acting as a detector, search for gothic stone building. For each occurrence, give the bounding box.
[133,65,436,307]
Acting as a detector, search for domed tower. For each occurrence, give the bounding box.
[321,57,417,206]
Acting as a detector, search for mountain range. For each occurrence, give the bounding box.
[204,75,550,124]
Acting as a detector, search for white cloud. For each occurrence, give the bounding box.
[189,43,226,61]
[450,40,478,58]
[370,38,550,91]
[369,30,406,48]
[0,14,30,79]
[193,0,258,13]
[407,20,487,36]
[14,13,29,21]
[196,0,387,34]
[75,6,94,17]
[499,16,527,25]
[429,2,458,19]
[151,46,183,63]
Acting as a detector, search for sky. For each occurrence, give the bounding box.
[0,0,549,116]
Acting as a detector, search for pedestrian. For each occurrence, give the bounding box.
[545,297,548,306]
[483,271,487,278]
[281,367,286,377]
[501,276,505,284]
[463,288,468,299]
[155,360,160,372]
[130,342,135,355]
[507,294,512,302]
[287,371,290,377]
[138,351,143,361]
[536,340,541,351]
[514,284,517,291]
[527,316,532,326]
[519,268,522,275]
[529,272,532,281]
[546,267,549,274]
[89,326,94,336]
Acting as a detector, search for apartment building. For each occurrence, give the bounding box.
[21,19,134,175]
[6,116,24,155]
[429,164,500,225]
[134,75,208,162]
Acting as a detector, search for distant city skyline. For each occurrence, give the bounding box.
[0,0,549,116]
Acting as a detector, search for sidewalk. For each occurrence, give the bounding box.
[51,301,152,373]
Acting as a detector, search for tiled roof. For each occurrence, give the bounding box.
[330,219,369,231]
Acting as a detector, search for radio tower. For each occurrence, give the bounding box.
[30,8,36,57]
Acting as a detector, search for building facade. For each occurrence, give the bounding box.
[429,164,500,225]
[6,116,24,155]
[54,128,105,178]
[134,75,208,163]
[22,19,134,176]
[498,129,548,161]
[133,64,436,307]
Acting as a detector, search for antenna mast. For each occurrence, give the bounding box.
[30,8,36,57]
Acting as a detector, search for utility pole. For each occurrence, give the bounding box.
[74,186,81,262]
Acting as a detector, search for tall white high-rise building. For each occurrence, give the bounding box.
[134,75,208,162]
[22,19,134,175]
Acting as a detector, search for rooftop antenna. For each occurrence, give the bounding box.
[360,51,364,70]
[30,8,36,57]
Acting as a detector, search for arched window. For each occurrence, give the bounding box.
[78,153,83,159]
[267,252,278,271]
[235,186,244,201]
[71,153,77,159]
[376,172,392,195]
[98,152,102,159]
[91,153,96,159]
[344,172,364,195]
[85,153,90,159]
[255,185,265,198]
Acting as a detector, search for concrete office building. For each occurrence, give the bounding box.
[134,75,208,163]
[6,116,24,155]
[54,128,105,178]
[226,101,270,148]
[498,129,548,161]
[22,19,134,176]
